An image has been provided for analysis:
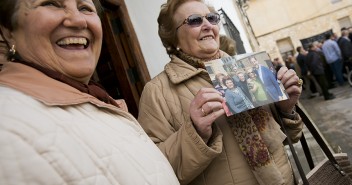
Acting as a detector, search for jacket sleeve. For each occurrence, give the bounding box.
[138,81,223,185]
[269,104,303,143]
[281,113,303,143]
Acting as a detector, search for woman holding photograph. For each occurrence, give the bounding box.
[138,0,304,184]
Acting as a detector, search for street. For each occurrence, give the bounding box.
[287,83,352,177]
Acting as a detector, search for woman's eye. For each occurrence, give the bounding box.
[40,1,61,7]
[79,6,95,13]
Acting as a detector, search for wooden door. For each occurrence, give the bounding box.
[93,0,150,117]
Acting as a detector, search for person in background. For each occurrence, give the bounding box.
[337,28,352,72]
[306,43,335,101]
[332,32,340,42]
[313,41,335,89]
[0,0,179,184]
[348,26,352,41]
[285,55,296,71]
[138,0,304,184]
[272,57,284,73]
[322,33,345,86]
[219,34,236,56]
[296,46,321,99]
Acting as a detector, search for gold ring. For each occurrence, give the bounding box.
[201,108,207,116]
[297,78,303,87]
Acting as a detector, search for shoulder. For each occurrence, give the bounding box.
[142,71,171,96]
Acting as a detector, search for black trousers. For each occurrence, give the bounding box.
[313,74,330,99]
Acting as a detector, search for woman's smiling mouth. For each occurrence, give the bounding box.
[57,37,89,49]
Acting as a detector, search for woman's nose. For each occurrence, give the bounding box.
[201,17,214,30]
[63,9,88,29]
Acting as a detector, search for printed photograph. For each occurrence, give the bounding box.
[204,51,289,116]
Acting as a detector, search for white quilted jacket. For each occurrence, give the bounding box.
[0,62,179,185]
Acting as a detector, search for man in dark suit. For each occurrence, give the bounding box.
[296,46,321,99]
[306,43,335,101]
[249,56,283,102]
[338,28,352,71]
[348,27,352,42]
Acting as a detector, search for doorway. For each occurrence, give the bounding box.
[93,0,150,117]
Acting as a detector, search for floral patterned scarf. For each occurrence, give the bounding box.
[177,51,286,185]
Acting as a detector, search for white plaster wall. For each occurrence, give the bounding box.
[125,0,251,78]
[124,0,169,78]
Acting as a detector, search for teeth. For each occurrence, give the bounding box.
[57,38,87,46]
[201,36,213,40]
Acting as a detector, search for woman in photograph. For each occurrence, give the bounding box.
[223,76,254,113]
[247,70,270,106]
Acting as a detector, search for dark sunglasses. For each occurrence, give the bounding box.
[176,12,220,30]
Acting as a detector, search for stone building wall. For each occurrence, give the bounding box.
[256,6,352,60]
[244,0,352,62]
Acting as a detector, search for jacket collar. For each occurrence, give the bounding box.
[165,55,206,85]
[165,50,228,84]
[0,62,122,112]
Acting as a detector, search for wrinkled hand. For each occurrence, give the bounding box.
[190,88,226,143]
[275,67,302,113]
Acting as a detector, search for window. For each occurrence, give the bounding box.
[338,16,352,29]
[218,8,246,54]
[277,38,294,61]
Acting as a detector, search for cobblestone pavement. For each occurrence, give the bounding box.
[288,83,352,176]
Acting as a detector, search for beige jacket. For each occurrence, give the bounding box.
[0,62,179,185]
[138,55,303,185]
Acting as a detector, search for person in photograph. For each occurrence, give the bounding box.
[247,70,270,106]
[250,56,284,101]
[229,63,240,83]
[223,76,254,113]
[0,0,179,184]
[236,70,254,102]
[138,0,304,184]
[214,73,227,95]
[214,73,231,115]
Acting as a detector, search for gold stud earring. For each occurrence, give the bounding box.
[9,45,16,56]
[8,45,16,61]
